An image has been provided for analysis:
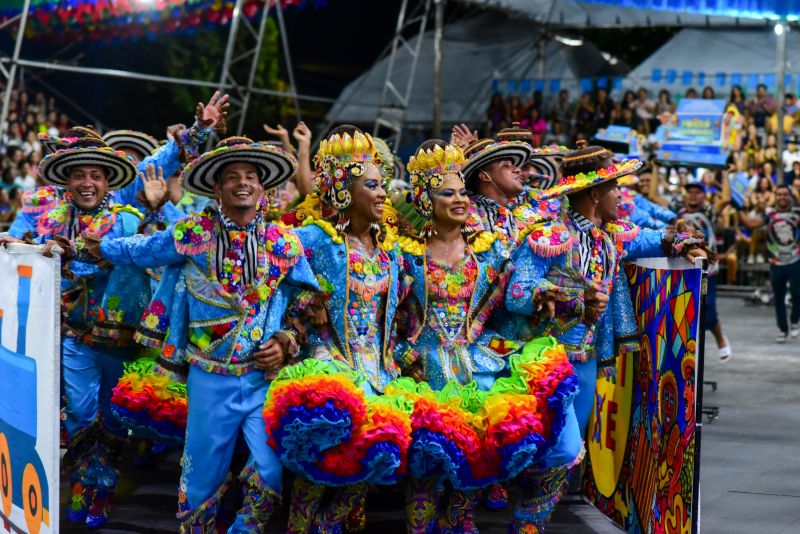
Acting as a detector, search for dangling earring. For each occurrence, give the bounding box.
[335,212,351,233]
[370,222,381,233]
[420,220,437,239]
[461,224,472,235]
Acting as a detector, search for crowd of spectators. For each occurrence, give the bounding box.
[484,83,800,287]
[0,84,71,229]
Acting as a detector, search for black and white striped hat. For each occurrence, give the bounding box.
[39,138,138,190]
[182,137,298,197]
[102,130,160,159]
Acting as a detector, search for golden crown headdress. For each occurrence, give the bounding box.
[314,131,379,210]
[406,143,466,222]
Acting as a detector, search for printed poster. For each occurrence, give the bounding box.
[584,258,702,534]
[0,244,60,534]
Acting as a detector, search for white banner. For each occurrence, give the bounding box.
[0,244,60,534]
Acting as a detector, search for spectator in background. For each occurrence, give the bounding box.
[656,89,673,115]
[729,85,747,115]
[550,89,572,132]
[740,185,800,342]
[785,160,800,184]
[0,188,14,224]
[594,87,613,130]
[784,93,798,117]
[507,95,524,125]
[574,92,595,138]
[685,87,699,99]
[621,89,636,111]
[782,137,800,177]
[487,93,507,132]
[13,161,35,191]
[763,133,779,166]
[748,83,777,134]
[702,86,716,99]
[633,88,656,133]
[527,107,547,146]
[791,174,800,205]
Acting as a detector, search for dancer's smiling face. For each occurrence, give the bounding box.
[67,165,108,211]
[215,162,264,213]
[348,163,386,224]
[432,174,470,227]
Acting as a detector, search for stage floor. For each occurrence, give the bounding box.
[58,296,800,533]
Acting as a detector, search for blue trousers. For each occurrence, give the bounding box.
[572,358,598,439]
[180,367,282,514]
[61,336,128,438]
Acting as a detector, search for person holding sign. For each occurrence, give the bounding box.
[0,130,153,528]
[504,144,712,529]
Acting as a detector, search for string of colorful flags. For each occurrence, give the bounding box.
[0,0,326,41]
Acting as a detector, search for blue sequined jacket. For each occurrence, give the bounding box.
[394,232,515,391]
[35,199,150,347]
[99,210,318,376]
[293,218,407,393]
[504,218,666,369]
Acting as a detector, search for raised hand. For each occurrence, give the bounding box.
[451,123,478,149]
[141,164,168,209]
[292,121,312,150]
[196,91,230,130]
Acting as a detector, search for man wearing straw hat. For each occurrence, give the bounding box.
[1,130,155,527]
[504,144,712,532]
[89,136,319,533]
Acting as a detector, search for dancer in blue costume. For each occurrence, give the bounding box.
[90,136,316,533]
[7,127,101,238]
[281,125,408,534]
[1,131,153,528]
[389,140,577,534]
[505,144,711,531]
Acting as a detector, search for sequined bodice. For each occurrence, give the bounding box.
[346,238,390,352]
[425,253,478,345]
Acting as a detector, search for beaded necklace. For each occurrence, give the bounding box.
[342,234,391,367]
[425,251,478,343]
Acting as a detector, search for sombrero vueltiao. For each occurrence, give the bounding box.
[182,136,298,197]
[536,145,643,201]
[461,138,532,192]
[38,126,102,155]
[102,130,161,159]
[39,138,139,190]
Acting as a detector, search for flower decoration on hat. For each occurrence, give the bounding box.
[406,143,466,221]
[536,144,643,201]
[313,130,379,210]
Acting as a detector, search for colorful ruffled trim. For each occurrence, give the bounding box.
[264,359,412,486]
[21,185,59,214]
[511,337,578,458]
[385,338,574,490]
[525,220,573,258]
[604,219,640,243]
[110,358,187,443]
[173,213,215,255]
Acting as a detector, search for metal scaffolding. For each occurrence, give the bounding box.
[372,0,434,147]
[0,0,322,137]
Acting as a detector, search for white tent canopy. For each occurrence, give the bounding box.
[625,28,799,93]
[454,0,773,28]
[326,12,627,126]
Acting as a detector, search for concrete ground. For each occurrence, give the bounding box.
[57,295,800,533]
